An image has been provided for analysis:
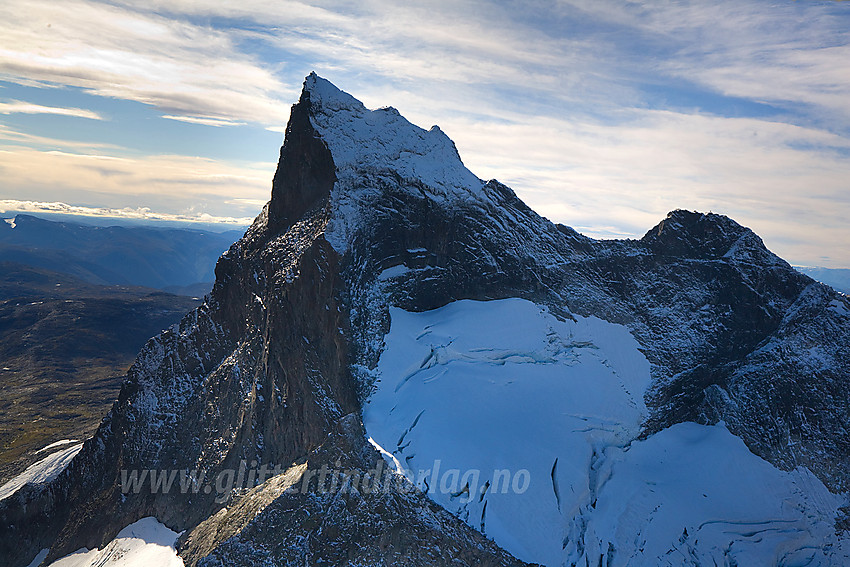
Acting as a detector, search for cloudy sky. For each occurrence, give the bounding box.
[1,1,849,267]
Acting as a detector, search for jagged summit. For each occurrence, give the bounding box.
[641,209,784,265]
[301,72,477,196]
[302,71,364,112]
[270,73,484,251]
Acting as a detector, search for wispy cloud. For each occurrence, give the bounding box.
[0,0,294,125]
[0,146,272,195]
[0,100,103,119]
[0,127,275,220]
[0,123,118,151]
[447,108,850,264]
[161,115,247,127]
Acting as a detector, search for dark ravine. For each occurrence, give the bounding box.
[1,74,848,566]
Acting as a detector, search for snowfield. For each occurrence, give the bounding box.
[0,443,82,501]
[584,422,849,565]
[363,298,850,566]
[36,517,183,567]
[35,440,79,454]
[363,298,651,565]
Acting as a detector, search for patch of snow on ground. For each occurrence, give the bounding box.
[45,517,183,567]
[0,443,82,500]
[829,298,849,316]
[4,217,16,229]
[377,264,410,281]
[363,298,850,566]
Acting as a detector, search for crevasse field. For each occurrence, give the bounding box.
[363,298,848,566]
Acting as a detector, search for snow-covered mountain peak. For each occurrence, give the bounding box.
[294,75,484,251]
[302,74,480,192]
[7,75,850,567]
[302,72,366,114]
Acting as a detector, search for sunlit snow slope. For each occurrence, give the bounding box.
[363,298,849,566]
[38,517,183,567]
[0,443,82,501]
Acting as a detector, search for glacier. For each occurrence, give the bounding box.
[364,298,849,566]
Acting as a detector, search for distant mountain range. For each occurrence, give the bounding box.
[5,213,847,299]
[1,214,242,296]
[797,266,850,295]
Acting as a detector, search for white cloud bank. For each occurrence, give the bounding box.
[0,199,254,226]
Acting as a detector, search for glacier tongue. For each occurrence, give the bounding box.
[363,298,849,566]
[584,422,849,566]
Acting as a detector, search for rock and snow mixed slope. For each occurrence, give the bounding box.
[2,74,849,567]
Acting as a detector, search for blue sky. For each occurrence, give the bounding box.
[1,0,849,267]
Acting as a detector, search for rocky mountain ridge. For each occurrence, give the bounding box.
[1,73,848,566]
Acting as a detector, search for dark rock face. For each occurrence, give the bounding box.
[186,415,528,567]
[37,205,360,559]
[268,89,337,231]
[588,211,850,490]
[2,75,849,566]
